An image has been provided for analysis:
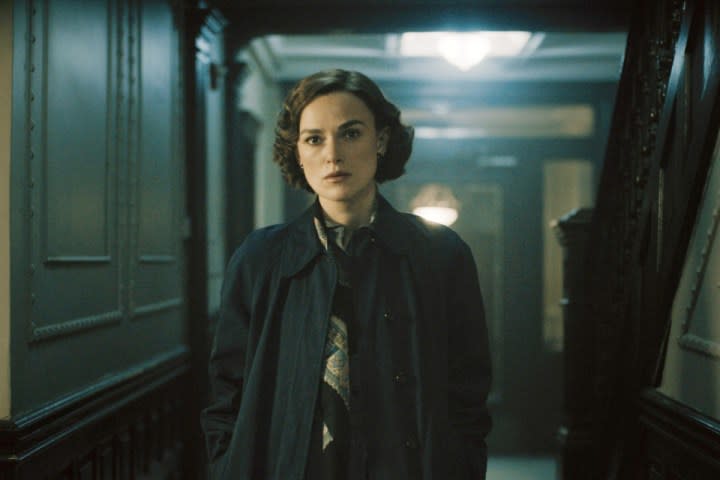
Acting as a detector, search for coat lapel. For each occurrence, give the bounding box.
[279,202,325,279]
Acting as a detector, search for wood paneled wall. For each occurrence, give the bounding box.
[10,0,186,412]
[576,0,720,477]
[3,0,193,478]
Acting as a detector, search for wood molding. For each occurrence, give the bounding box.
[0,347,190,477]
[25,0,124,343]
[578,0,720,477]
[638,389,720,476]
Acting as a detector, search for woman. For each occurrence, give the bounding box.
[201,69,492,480]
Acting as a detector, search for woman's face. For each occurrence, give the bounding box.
[297,91,388,209]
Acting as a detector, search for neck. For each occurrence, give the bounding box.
[319,185,377,229]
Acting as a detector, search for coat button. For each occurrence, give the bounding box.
[404,436,419,449]
[393,371,409,385]
[383,311,392,321]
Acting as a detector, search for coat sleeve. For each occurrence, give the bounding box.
[447,238,492,479]
[200,247,251,475]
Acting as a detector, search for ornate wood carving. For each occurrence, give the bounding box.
[580,0,720,477]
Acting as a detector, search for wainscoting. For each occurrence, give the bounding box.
[637,390,720,480]
[0,348,191,480]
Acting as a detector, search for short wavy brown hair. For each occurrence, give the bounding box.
[273,69,414,192]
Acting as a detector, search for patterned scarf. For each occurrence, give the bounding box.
[312,198,376,456]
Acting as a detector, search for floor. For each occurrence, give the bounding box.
[487,456,558,480]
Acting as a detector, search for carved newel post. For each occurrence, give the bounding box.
[554,208,594,480]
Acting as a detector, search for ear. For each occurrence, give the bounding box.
[377,127,390,155]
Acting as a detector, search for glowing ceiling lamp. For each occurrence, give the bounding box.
[400,31,532,71]
[411,184,461,226]
[437,33,491,71]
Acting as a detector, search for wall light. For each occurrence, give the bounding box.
[413,206,459,226]
[411,184,461,226]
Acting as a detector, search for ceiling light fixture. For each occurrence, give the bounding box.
[437,33,491,71]
[400,31,531,71]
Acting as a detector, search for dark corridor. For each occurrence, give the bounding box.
[2,1,720,479]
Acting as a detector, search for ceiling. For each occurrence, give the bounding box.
[222,0,631,144]
[237,31,627,142]
[251,31,628,84]
[215,0,632,85]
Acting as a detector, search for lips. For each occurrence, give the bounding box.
[324,171,350,180]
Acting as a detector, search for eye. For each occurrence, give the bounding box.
[304,135,322,145]
[342,128,362,140]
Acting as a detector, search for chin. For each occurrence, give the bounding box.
[319,192,355,203]
[315,181,376,204]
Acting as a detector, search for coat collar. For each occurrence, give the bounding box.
[279,193,420,278]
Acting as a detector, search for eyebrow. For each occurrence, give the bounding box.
[299,119,367,136]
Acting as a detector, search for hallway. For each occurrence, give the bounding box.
[2,0,720,479]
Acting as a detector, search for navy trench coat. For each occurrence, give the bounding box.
[201,195,492,479]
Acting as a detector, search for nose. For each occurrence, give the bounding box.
[323,138,342,164]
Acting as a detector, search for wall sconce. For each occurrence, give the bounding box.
[411,184,460,226]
